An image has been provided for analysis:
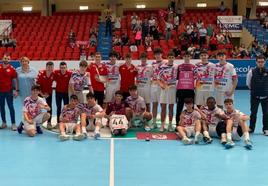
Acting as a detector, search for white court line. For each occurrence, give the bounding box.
[109,139,115,186]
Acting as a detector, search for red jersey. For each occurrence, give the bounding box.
[36,70,54,94]
[87,63,108,92]
[53,70,72,93]
[119,63,137,92]
[0,64,17,92]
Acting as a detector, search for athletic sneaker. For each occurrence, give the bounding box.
[144,125,151,132]
[17,122,24,134]
[264,130,268,136]
[244,140,253,150]
[159,126,165,132]
[47,122,53,130]
[167,124,174,132]
[94,131,100,140]
[59,134,70,141]
[150,123,158,129]
[0,123,7,129]
[182,138,193,145]
[203,136,213,144]
[225,140,235,149]
[221,136,227,145]
[36,126,43,134]
[73,134,85,141]
[194,133,203,144]
[11,124,17,131]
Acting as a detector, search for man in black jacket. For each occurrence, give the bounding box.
[246,55,268,135]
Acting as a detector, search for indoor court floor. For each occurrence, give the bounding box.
[1,90,268,186]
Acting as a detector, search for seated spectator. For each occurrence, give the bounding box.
[130,43,138,52]
[135,28,142,46]
[209,34,218,51]
[113,35,122,46]
[89,35,97,47]
[219,1,226,12]
[173,46,181,58]
[216,32,225,44]
[196,19,204,30]
[121,33,129,46]
[191,27,199,44]
[69,29,76,48]
[187,44,196,56]
[199,25,207,47]
[165,20,173,40]
[144,34,153,48]
[131,13,138,30]
[238,44,249,58]
[206,24,214,44]
[114,17,121,30]
[150,26,160,40]
[174,14,180,30]
[193,45,201,59]
[89,27,98,38]
[148,16,156,33]
[186,22,194,37]
[142,19,149,41]
[134,18,142,31]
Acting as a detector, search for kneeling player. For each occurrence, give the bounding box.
[80,92,105,139]
[223,98,253,149]
[125,85,152,131]
[201,97,229,144]
[18,85,51,137]
[58,95,85,141]
[176,98,203,145]
[106,90,129,136]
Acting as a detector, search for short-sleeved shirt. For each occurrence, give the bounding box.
[224,109,246,127]
[106,62,120,85]
[106,102,128,115]
[36,70,54,94]
[0,64,17,92]
[177,63,196,90]
[119,63,137,92]
[194,62,215,91]
[87,63,108,91]
[201,106,224,126]
[23,96,46,119]
[60,105,80,123]
[136,64,153,88]
[69,71,91,91]
[125,96,146,115]
[214,62,237,92]
[152,61,164,82]
[180,110,201,127]
[158,63,178,85]
[78,103,103,119]
[53,70,72,93]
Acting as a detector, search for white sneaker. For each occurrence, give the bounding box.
[194,133,203,144]
[225,140,235,149]
[167,124,174,132]
[94,131,100,140]
[11,124,17,131]
[144,125,151,132]
[264,130,268,136]
[150,123,158,129]
[59,134,70,141]
[159,126,165,132]
[244,139,253,150]
[182,138,193,145]
[73,134,85,141]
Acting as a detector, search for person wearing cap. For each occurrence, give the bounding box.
[119,53,138,100]
[17,85,51,137]
[176,52,196,124]
[214,51,237,108]
[106,90,129,136]
[194,50,215,107]
[158,51,178,132]
[104,51,120,104]
[246,55,268,135]
[151,48,165,129]
[136,52,153,112]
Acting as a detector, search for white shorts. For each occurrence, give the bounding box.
[151,84,161,103]
[23,112,46,131]
[185,126,195,138]
[159,85,176,104]
[64,123,78,134]
[195,90,213,106]
[138,86,151,104]
[208,125,218,138]
[215,91,234,107]
[105,83,119,103]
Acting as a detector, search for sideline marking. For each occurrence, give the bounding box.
[109,139,115,186]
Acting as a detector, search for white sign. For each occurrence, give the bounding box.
[0,20,12,35]
[217,16,242,33]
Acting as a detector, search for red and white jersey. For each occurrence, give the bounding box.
[152,61,164,82]
[224,109,247,127]
[125,96,146,115]
[158,63,178,85]
[60,105,80,123]
[180,110,201,127]
[69,71,91,91]
[136,64,153,88]
[106,62,120,85]
[194,62,215,91]
[201,106,224,125]
[78,103,103,119]
[23,96,46,119]
[214,62,237,92]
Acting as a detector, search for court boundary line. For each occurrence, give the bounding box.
[109,139,115,186]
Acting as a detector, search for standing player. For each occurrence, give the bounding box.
[151,48,165,129]
[158,51,178,132]
[125,85,152,131]
[18,85,51,137]
[119,53,138,100]
[104,51,120,104]
[35,61,54,129]
[58,94,85,141]
[0,53,19,131]
[214,52,237,108]
[53,62,72,126]
[136,52,153,112]
[69,60,93,103]
[80,92,105,139]
[194,50,215,107]
[87,52,108,107]
[176,98,203,145]
[176,52,196,124]
[223,98,253,149]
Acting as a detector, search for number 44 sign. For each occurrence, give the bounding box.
[109,115,129,130]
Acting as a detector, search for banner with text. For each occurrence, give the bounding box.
[217,16,243,33]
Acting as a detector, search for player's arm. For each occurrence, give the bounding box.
[59,106,69,123]
[194,106,207,121]
[178,113,185,126]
